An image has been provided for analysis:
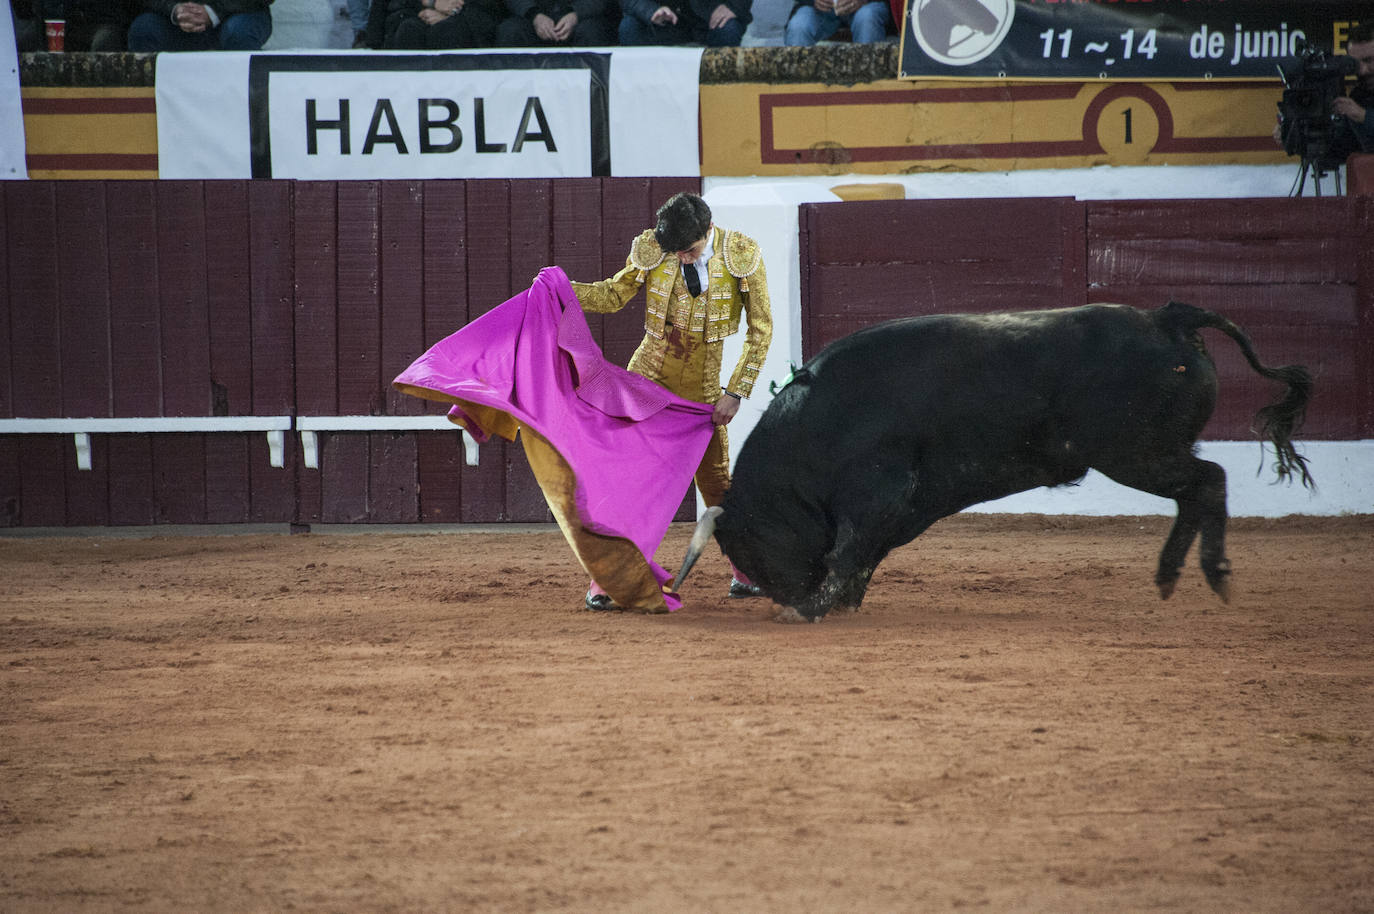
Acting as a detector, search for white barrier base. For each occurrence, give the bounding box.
[963,441,1373,518]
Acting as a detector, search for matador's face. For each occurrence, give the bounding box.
[675,231,711,265]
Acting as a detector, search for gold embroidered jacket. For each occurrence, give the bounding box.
[571,226,773,402]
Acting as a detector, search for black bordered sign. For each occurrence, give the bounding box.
[899,0,1371,81]
[248,53,611,179]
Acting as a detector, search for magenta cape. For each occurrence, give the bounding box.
[393,266,715,611]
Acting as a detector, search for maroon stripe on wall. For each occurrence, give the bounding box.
[64,434,109,525]
[552,179,604,288]
[55,183,112,418]
[335,181,381,415]
[597,179,653,367]
[205,182,254,418]
[369,431,419,523]
[509,179,552,297]
[419,179,468,351]
[22,96,157,115]
[157,182,212,417]
[1359,197,1374,440]
[0,439,21,526]
[380,181,424,418]
[460,180,515,522]
[25,154,160,172]
[417,432,464,523]
[0,189,10,419]
[248,181,294,416]
[205,436,251,524]
[7,183,62,417]
[106,182,162,417]
[107,434,156,525]
[321,433,370,523]
[18,437,66,525]
[153,435,207,523]
[294,181,340,416]
[465,180,514,317]
[249,433,294,523]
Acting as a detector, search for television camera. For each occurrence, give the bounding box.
[1277,41,1359,195]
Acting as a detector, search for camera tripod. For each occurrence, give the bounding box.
[1292,155,1344,196]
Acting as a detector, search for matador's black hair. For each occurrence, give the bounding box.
[654,193,712,254]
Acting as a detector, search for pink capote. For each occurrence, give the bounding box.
[392,266,716,610]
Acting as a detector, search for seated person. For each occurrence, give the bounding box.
[784,0,890,45]
[127,0,272,51]
[494,0,613,47]
[618,0,749,47]
[10,0,44,50]
[382,0,503,49]
[1329,22,1374,160]
[11,0,135,50]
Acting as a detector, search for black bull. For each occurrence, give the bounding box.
[675,302,1313,620]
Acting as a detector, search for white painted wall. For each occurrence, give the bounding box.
[708,162,1316,201]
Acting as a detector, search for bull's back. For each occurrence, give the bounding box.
[730,303,1218,512]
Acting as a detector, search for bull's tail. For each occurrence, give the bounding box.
[1160,301,1315,488]
[672,506,722,594]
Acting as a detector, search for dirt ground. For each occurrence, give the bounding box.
[1,513,1371,912]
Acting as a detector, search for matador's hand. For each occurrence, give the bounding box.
[712,393,741,426]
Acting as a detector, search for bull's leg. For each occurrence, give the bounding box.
[798,464,920,620]
[1097,454,1230,602]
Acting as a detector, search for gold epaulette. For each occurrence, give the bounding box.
[629,229,665,281]
[723,230,762,293]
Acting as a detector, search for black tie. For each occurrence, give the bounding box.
[684,264,701,297]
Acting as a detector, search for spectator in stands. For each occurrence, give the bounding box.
[494,0,614,47]
[618,0,749,47]
[784,0,890,46]
[10,0,45,50]
[382,0,502,49]
[11,0,136,50]
[127,0,272,51]
[1330,22,1374,159]
[346,0,371,46]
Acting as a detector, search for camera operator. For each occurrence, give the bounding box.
[1328,22,1374,160]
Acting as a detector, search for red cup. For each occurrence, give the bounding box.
[44,19,66,52]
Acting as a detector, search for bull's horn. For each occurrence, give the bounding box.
[672,506,723,594]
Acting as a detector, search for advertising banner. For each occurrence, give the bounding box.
[157,48,702,180]
[899,0,1371,81]
[0,9,26,178]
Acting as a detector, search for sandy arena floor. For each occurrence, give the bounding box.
[1,514,1371,912]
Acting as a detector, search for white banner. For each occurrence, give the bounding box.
[156,48,703,179]
[0,6,27,179]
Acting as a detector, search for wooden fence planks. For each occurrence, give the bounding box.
[800,195,1370,443]
[7,182,63,418]
[294,180,341,417]
[26,181,1366,527]
[155,182,212,417]
[54,182,112,418]
[205,181,255,418]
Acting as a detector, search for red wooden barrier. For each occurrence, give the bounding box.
[1,178,701,527]
[799,196,1372,443]
[3,183,1366,528]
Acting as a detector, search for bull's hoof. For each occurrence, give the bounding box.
[1156,569,1180,601]
[1205,560,1232,604]
[1207,573,1233,604]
